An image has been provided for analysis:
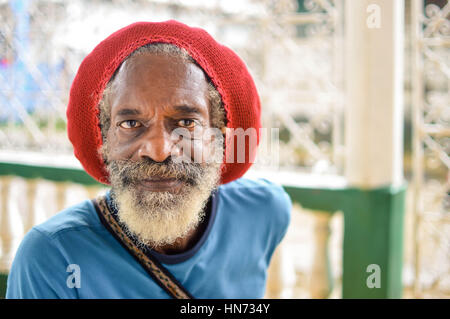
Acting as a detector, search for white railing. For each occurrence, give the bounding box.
[0,152,343,298]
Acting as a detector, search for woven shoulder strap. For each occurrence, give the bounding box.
[92,196,194,299]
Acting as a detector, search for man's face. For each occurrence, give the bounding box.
[102,52,223,248]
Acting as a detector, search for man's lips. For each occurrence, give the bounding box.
[137,177,183,192]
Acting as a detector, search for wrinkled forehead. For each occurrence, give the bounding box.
[112,52,208,92]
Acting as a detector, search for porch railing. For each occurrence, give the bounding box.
[0,151,406,299]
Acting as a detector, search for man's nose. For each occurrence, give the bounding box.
[137,126,177,163]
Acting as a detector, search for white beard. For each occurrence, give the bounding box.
[112,169,219,248]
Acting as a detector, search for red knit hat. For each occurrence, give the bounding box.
[67,20,261,185]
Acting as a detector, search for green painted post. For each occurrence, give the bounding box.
[341,185,407,298]
[343,0,406,299]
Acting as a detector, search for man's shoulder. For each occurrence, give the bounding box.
[8,198,105,283]
[32,198,103,239]
[219,177,291,204]
[220,176,284,191]
[217,177,291,251]
[6,199,102,299]
[218,177,292,223]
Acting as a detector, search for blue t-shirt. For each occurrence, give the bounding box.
[6,177,291,299]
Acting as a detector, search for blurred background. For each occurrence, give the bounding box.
[0,0,448,298]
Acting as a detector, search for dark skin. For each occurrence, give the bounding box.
[105,53,215,255]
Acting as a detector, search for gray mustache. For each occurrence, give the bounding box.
[109,157,204,187]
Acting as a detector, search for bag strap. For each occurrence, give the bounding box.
[92,196,194,299]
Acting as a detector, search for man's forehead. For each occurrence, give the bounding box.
[107,52,210,114]
[113,52,207,89]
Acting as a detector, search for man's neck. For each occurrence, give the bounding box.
[152,199,212,255]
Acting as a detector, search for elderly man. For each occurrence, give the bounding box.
[6,21,291,299]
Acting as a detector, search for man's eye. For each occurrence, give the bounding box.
[119,120,142,129]
[177,119,197,128]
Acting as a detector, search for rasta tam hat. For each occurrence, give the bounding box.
[67,20,261,185]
